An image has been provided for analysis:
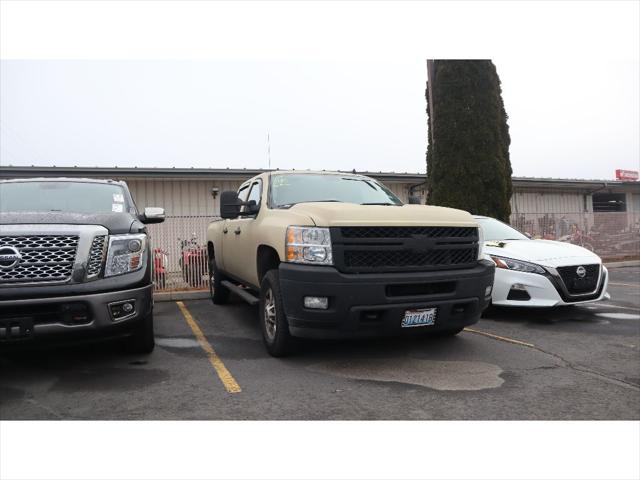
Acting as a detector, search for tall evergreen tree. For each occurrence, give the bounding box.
[425,60,512,222]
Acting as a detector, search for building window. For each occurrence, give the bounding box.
[592,193,626,212]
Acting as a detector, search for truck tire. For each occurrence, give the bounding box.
[123,311,155,354]
[259,270,295,357]
[209,255,230,304]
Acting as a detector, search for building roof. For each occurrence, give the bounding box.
[0,165,638,190]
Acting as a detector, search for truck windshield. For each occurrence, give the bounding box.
[0,181,132,214]
[270,174,403,208]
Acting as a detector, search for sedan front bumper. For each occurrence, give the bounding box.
[491,266,609,307]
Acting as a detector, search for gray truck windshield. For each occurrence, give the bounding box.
[270,174,403,208]
[0,181,131,214]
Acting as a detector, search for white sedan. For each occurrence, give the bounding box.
[476,216,610,307]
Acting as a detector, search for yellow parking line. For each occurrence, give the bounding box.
[463,327,535,348]
[608,282,639,288]
[176,301,241,394]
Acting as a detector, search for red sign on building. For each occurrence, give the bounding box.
[615,169,639,181]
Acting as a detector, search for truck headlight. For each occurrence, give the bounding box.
[477,226,484,260]
[490,255,546,274]
[104,234,147,277]
[286,226,333,265]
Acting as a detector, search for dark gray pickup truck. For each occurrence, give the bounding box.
[0,177,165,353]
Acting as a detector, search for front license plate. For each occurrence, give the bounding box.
[401,307,437,328]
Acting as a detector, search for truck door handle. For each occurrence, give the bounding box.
[234,228,242,235]
[223,227,228,234]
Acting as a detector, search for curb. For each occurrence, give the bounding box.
[604,260,640,269]
[154,290,209,302]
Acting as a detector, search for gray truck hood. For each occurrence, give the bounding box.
[0,211,145,234]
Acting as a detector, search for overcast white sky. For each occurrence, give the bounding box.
[0,2,638,179]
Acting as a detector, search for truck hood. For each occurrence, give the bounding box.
[0,211,144,235]
[289,203,477,227]
[484,239,601,267]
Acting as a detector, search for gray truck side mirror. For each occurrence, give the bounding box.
[141,207,165,224]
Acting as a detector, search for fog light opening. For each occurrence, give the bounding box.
[109,300,137,320]
[485,285,493,296]
[304,296,329,310]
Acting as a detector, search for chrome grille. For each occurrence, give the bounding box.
[0,235,79,283]
[87,235,106,277]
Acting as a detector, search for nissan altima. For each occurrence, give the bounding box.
[476,216,609,307]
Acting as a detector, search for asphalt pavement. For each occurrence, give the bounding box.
[1,267,639,420]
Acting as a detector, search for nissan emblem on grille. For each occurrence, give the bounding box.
[576,266,586,278]
[0,246,22,269]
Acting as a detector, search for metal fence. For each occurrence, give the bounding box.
[148,212,640,292]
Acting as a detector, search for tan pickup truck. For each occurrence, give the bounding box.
[206,171,494,356]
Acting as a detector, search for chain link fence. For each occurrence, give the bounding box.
[147,216,217,292]
[149,212,640,292]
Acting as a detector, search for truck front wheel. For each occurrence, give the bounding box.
[123,311,155,354]
[209,255,230,305]
[259,270,295,357]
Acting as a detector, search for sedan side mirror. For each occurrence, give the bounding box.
[141,207,165,224]
[524,232,532,239]
[408,196,422,205]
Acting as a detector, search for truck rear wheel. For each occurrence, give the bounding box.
[209,255,230,304]
[259,270,295,357]
[123,311,155,354]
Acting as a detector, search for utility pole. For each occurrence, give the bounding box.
[267,132,271,169]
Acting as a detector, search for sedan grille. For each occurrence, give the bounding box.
[0,235,79,283]
[556,264,600,294]
[331,226,479,273]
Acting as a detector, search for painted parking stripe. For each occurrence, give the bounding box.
[176,301,242,394]
[463,327,535,348]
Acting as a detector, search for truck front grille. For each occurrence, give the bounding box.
[0,235,79,283]
[556,264,600,294]
[331,226,479,273]
[87,235,107,277]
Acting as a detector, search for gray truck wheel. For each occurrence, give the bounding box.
[209,255,230,305]
[123,311,155,354]
[259,270,295,357]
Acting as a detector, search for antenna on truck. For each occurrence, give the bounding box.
[267,132,272,170]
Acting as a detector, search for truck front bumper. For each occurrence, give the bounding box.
[0,285,153,347]
[279,260,495,339]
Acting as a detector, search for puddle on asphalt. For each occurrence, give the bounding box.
[595,312,640,321]
[308,358,504,391]
[156,337,201,348]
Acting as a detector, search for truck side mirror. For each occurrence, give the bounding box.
[141,207,165,224]
[220,191,242,219]
[408,196,421,205]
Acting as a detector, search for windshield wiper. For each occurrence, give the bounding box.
[360,202,398,206]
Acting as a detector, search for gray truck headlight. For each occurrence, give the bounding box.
[286,226,333,265]
[104,234,147,277]
[490,255,546,274]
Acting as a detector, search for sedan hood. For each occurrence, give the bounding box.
[289,203,478,227]
[0,211,144,235]
[484,239,601,267]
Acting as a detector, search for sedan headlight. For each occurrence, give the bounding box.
[490,255,546,274]
[104,234,147,277]
[285,226,333,265]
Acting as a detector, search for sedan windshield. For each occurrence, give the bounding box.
[476,217,529,241]
[0,181,131,214]
[270,174,403,208]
